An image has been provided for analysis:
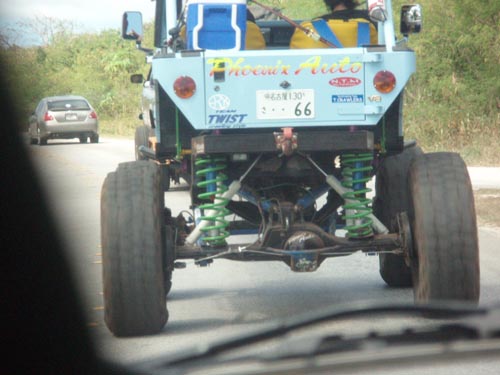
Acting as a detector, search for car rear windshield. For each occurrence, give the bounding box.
[48,99,90,111]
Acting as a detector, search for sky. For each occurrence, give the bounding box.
[0,0,156,45]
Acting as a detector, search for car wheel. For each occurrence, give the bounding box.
[101,161,168,336]
[79,136,88,143]
[373,145,422,287]
[409,153,480,304]
[90,134,99,143]
[30,137,39,145]
[36,127,47,145]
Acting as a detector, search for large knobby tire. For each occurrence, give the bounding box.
[101,161,168,336]
[409,153,480,304]
[374,145,423,287]
[135,125,152,161]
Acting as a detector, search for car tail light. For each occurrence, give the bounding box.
[173,76,196,99]
[89,111,98,119]
[373,70,396,93]
[44,112,54,121]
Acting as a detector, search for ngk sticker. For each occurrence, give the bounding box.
[329,77,362,87]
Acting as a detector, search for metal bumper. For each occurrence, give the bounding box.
[192,130,374,155]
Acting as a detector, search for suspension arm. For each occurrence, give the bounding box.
[177,232,402,261]
[304,155,389,234]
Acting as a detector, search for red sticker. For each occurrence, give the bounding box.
[329,77,362,87]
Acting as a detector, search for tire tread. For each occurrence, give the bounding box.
[101,161,168,336]
[409,152,479,302]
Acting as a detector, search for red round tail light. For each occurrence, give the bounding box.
[373,70,396,94]
[173,76,196,99]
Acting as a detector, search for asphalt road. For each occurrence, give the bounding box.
[27,137,500,367]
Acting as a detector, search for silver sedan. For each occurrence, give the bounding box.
[29,95,99,145]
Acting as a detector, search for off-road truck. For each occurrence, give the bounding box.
[101,0,479,336]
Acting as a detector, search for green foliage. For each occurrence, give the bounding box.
[390,0,500,164]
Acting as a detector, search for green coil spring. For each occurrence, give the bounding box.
[341,153,374,239]
[195,156,230,245]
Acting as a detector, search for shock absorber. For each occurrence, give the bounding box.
[195,156,230,246]
[341,153,374,239]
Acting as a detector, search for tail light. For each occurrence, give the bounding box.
[373,70,396,93]
[173,76,196,99]
[89,111,98,119]
[44,112,54,121]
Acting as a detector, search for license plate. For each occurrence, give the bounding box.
[256,89,315,120]
[65,113,78,121]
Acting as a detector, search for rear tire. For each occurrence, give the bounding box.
[135,125,152,161]
[135,125,171,191]
[374,145,422,287]
[101,161,168,336]
[409,153,480,303]
[79,136,88,144]
[90,134,99,143]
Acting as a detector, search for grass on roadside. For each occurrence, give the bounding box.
[99,117,140,137]
[404,96,500,166]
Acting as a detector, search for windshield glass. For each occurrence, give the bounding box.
[48,99,90,111]
[3,0,500,373]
